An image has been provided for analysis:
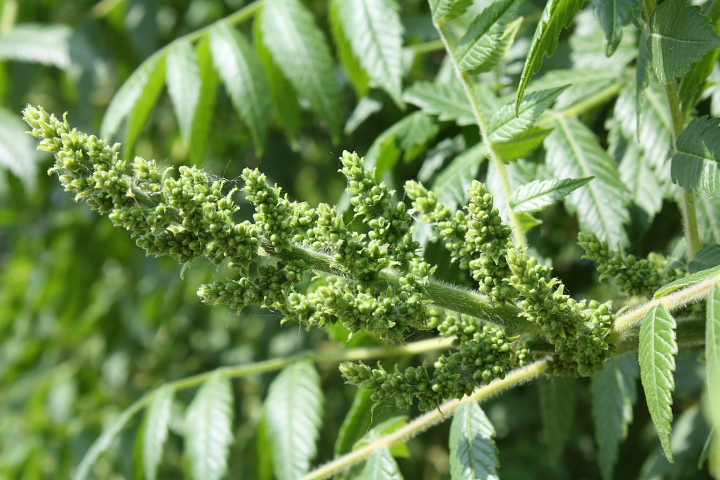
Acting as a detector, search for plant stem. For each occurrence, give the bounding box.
[300,360,548,480]
[432,18,529,252]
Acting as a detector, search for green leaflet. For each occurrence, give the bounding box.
[329,0,371,99]
[707,283,720,450]
[636,29,650,135]
[591,354,639,480]
[671,116,720,196]
[353,416,410,458]
[403,82,475,126]
[649,0,720,85]
[654,264,720,298]
[74,398,147,480]
[510,176,593,214]
[123,55,167,158]
[431,142,488,210]
[166,39,201,148]
[449,401,499,480]
[209,22,270,156]
[469,17,523,74]
[697,195,720,244]
[590,0,640,55]
[344,92,384,135]
[488,85,568,143]
[100,52,164,141]
[261,0,341,142]
[615,128,663,221]
[189,38,219,166]
[515,0,586,110]
[0,106,39,189]
[335,389,374,457]
[430,0,472,20]
[545,116,629,246]
[493,127,551,162]
[137,386,174,480]
[254,13,301,148]
[455,0,521,73]
[689,244,720,273]
[639,304,677,463]
[265,360,323,480]
[538,377,576,461]
[184,373,234,480]
[0,23,73,68]
[332,0,404,107]
[362,448,404,480]
[526,68,620,111]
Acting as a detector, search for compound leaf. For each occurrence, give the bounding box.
[545,116,629,246]
[671,116,720,196]
[209,22,269,155]
[456,0,521,72]
[449,401,499,480]
[184,373,234,480]
[639,304,677,463]
[649,0,720,85]
[510,176,593,213]
[261,0,341,142]
[265,360,323,480]
[591,354,639,480]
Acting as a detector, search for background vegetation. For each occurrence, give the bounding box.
[1,0,719,479]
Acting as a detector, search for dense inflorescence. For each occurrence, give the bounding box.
[25,105,620,411]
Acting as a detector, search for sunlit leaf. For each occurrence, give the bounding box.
[449,401,499,480]
[362,448,404,480]
[510,176,593,213]
[493,127,551,162]
[639,304,677,462]
[707,283,720,454]
[123,54,167,158]
[185,373,234,480]
[335,390,373,457]
[329,0,371,98]
[591,354,639,480]
[455,0,521,72]
[189,38,219,166]
[403,82,474,125]
[353,416,410,458]
[166,39,201,148]
[654,264,720,298]
[0,107,38,189]
[671,116,720,196]
[432,142,487,210]
[489,86,568,143]
[0,23,73,68]
[139,386,174,480]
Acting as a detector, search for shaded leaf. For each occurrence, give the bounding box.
[123,54,167,158]
[697,195,720,244]
[639,304,677,462]
[430,0,456,20]
[654,264,720,298]
[636,29,650,134]
[403,82,474,125]
[333,0,404,107]
[0,106,38,189]
[335,389,373,457]
[510,176,593,213]
[265,360,323,480]
[689,244,720,273]
[189,38,220,166]
[353,416,410,458]
[671,116,720,196]
[488,86,568,143]
[329,0,370,98]
[591,0,640,55]
[261,0,341,141]
[0,23,72,68]
[528,68,621,111]
[545,116,629,246]
[591,354,639,480]
[649,0,720,85]
[139,386,174,480]
[365,112,441,174]
[707,283,720,448]
[432,142,487,210]
[456,0,521,72]
[493,127,551,162]
[209,22,269,155]
[516,0,586,109]
[469,17,523,74]
[449,401,499,480]
[538,377,576,461]
[344,92,384,135]
[166,39,201,147]
[362,448,404,480]
[184,373,234,480]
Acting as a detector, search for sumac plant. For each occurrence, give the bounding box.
[19,0,720,478]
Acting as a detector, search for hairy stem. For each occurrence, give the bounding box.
[301,360,548,480]
[432,17,529,252]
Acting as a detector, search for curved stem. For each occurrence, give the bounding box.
[301,360,548,480]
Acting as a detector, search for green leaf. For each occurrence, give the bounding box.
[344,92,384,135]
[639,304,677,462]
[101,52,165,141]
[516,0,586,109]
[209,22,269,155]
[488,86,568,143]
[636,29,650,134]
[74,399,146,480]
[590,0,640,56]
[449,401,499,480]
[678,34,720,114]
[510,176,593,214]
[335,389,373,457]
[689,244,720,273]
[0,23,73,68]
[403,82,474,125]
[430,0,455,20]
[332,0,404,107]
[123,55,167,158]
[469,17,523,74]
[139,386,174,480]
[0,106,38,189]
[362,448,404,480]
[545,116,629,246]
[255,414,274,480]
[189,38,220,166]
[329,0,371,98]
[261,0,341,142]
[184,372,234,480]
[493,127,551,162]
[697,195,720,244]
[654,264,720,298]
[431,142,487,210]
[527,68,621,111]
[591,354,639,480]
[353,416,410,458]
[671,116,720,196]
[649,0,720,85]
[265,360,323,480]
[707,283,720,443]
[538,377,576,461]
[365,112,441,174]
[166,39,201,147]
[254,12,301,147]
[456,0,521,72]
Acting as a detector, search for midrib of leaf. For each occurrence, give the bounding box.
[556,116,616,240]
[649,31,714,46]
